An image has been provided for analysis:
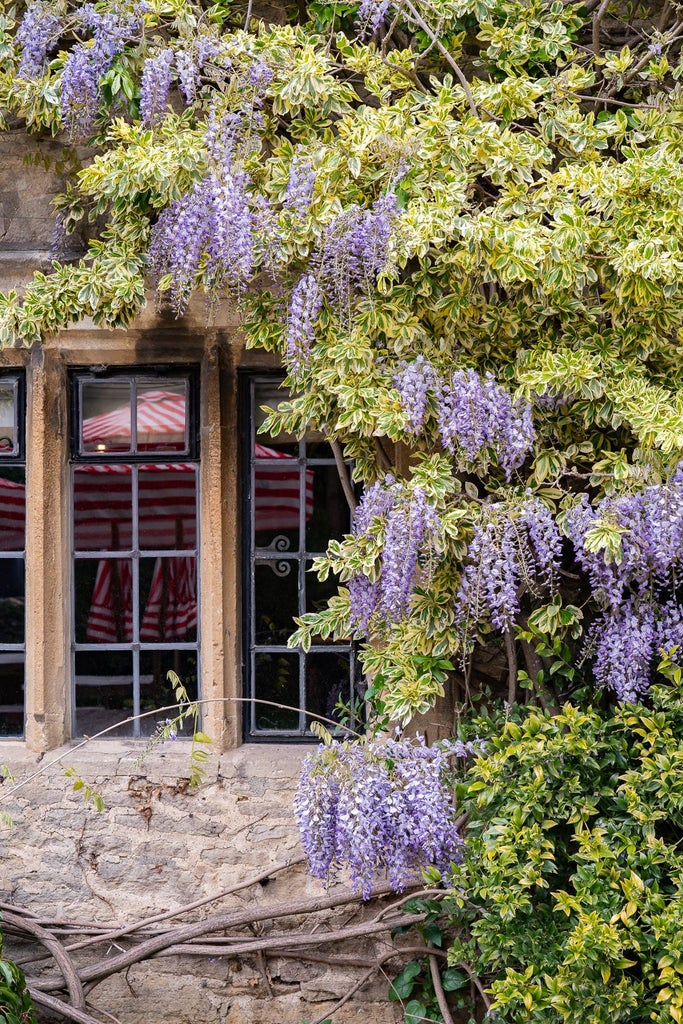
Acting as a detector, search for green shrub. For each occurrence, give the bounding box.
[449,667,683,1023]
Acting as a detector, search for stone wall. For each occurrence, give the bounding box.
[0,739,403,1024]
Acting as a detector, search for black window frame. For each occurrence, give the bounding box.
[0,370,26,738]
[69,366,200,739]
[241,373,360,741]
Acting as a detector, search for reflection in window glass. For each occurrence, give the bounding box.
[74,465,132,551]
[140,557,197,642]
[306,651,352,725]
[0,380,16,455]
[247,378,358,738]
[137,381,187,452]
[255,560,298,644]
[80,378,189,456]
[72,371,199,739]
[81,380,132,454]
[0,655,25,737]
[254,652,299,730]
[139,465,197,550]
[75,650,133,738]
[74,559,133,644]
[140,650,198,733]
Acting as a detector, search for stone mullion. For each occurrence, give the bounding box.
[24,344,70,751]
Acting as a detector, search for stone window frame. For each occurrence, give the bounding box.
[0,334,243,753]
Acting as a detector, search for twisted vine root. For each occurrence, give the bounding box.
[2,861,461,1024]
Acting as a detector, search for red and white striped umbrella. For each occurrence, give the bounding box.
[82,389,186,451]
[86,560,133,643]
[74,463,198,551]
[254,447,314,532]
[140,556,197,641]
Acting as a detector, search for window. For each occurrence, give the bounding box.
[71,371,199,738]
[0,374,25,737]
[244,377,359,738]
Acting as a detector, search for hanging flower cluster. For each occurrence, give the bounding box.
[60,5,141,138]
[567,469,683,700]
[347,477,441,632]
[285,273,323,372]
[175,37,225,104]
[294,734,475,898]
[140,47,174,126]
[394,358,536,480]
[16,1,61,79]
[148,169,254,314]
[281,189,401,370]
[320,191,400,312]
[283,158,316,219]
[455,496,562,635]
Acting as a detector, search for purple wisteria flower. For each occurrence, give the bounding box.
[285,273,323,372]
[140,48,174,126]
[589,600,655,703]
[16,1,61,79]
[321,191,401,311]
[248,60,273,98]
[381,488,440,619]
[148,170,254,315]
[205,169,254,286]
[394,356,438,434]
[352,475,398,536]
[294,735,471,898]
[437,368,535,480]
[347,477,441,632]
[566,471,683,610]
[455,497,562,638]
[357,0,392,39]
[455,513,520,634]
[283,158,316,219]
[520,496,563,591]
[61,6,137,139]
[656,600,683,655]
[176,37,225,104]
[347,574,381,635]
[566,468,683,697]
[204,107,241,167]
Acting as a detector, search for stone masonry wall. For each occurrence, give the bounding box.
[0,740,403,1024]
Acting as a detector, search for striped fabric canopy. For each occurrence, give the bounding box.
[2,446,314,554]
[85,556,197,643]
[81,388,187,451]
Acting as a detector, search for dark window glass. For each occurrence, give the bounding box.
[245,377,358,738]
[72,371,199,739]
[0,375,25,737]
